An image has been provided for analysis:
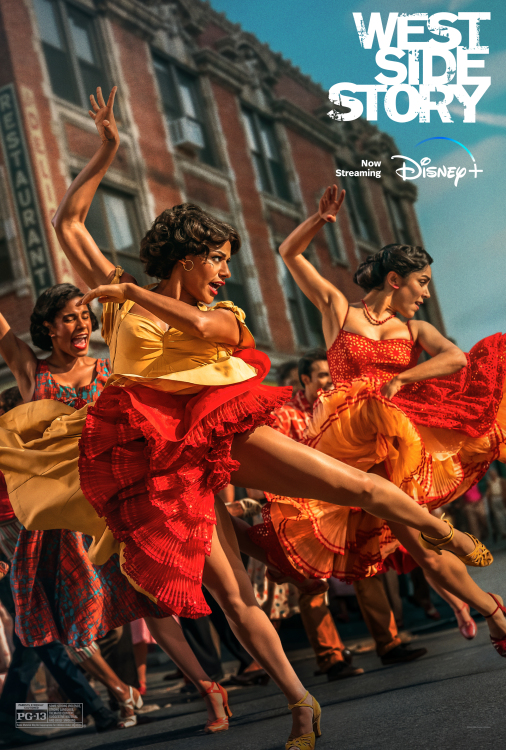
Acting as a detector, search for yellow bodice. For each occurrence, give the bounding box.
[101,271,258,393]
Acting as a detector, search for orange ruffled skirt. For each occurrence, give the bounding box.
[253,334,506,582]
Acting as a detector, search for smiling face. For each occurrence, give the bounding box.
[390,265,432,319]
[44,297,93,357]
[179,240,232,305]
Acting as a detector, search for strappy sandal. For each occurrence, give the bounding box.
[286,690,322,750]
[200,682,232,734]
[117,685,143,729]
[485,593,506,657]
[419,515,493,567]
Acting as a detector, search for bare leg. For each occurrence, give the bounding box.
[230,426,477,558]
[388,523,506,639]
[423,573,473,627]
[132,642,148,692]
[81,651,139,722]
[145,616,226,723]
[203,499,313,738]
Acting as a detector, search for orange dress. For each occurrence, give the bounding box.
[252,319,506,582]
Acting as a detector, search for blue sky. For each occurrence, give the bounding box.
[209,0,505,349]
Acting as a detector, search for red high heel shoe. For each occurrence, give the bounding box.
[201,682,232,734]
[485,593,506,656]
[455,603,477,640]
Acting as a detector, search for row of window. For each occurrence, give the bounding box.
[1,0,415,349]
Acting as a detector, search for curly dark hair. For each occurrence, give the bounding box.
[30,284,98,351]
[0,385,22,412]
[140,203,241,279]
[353,244,433,292]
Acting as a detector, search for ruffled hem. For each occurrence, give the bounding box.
[260,372,506,582]
[79,378,291,617]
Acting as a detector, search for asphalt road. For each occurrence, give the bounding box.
[7,548,506,750]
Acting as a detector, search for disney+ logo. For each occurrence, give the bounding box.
[392,137,482,187]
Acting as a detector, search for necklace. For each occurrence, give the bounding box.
[361,299,396,326]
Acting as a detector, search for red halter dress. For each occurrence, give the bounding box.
[251,320,506,582]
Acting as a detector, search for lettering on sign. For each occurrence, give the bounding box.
[0,84,54,295]
[19,85,73,282]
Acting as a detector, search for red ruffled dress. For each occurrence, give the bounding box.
[0,288,290,620]
[252,321,506,582]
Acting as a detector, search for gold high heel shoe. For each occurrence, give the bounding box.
[419,515,493,567]
[286,690,321,750]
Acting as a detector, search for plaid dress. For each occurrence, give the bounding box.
[11,359,167,648]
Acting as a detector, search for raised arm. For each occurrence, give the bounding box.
[279,186,348,346]
[52,86,136,289]
[381,320,467,399]
[79,283,241,347]
[0,313,37,402]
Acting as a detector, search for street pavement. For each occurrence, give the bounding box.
[7,547,506,750]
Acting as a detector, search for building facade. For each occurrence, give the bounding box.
[0,0,445,387]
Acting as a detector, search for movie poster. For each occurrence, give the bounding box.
[0,1,505,747]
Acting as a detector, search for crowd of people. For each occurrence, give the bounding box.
[0,86,504,749]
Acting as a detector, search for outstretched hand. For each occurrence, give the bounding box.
[78,282,130,306]
[89,86,119,145]
[318,185,345,223]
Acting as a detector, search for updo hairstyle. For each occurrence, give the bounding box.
[353,244,434,292]
[140,203,241,279]
[30,283,98,351]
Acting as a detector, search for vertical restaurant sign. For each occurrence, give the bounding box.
[19,85,74,283]
[0,83,54,295]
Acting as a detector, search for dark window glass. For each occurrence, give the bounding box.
[0,235,14,284]
[85,186,146,281]
[153,55,216,166]
[385,193,411,245]
[324,222,346,263]
[242,109,291,202]
[277,251,323,347]
[33,0,107,107]
[339,172,375,243]
[216,258,256,336]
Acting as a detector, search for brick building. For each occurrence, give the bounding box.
[0,0,445,387]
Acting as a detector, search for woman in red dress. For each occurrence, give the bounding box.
[0,88,493,749]
[248,185,506,658]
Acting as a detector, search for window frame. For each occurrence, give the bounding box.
[385,191,412,245]
[336,168,377,246]
[242,107,292,203]
[323,220,348,266]
[33,0,109,109]
[83,181,147,282]
[151,51,218,168]
[273,241,324,350]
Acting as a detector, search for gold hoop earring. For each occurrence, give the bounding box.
[181,259,194,272]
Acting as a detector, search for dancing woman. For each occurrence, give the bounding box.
[247,185,506,657]
[0,288,235,731]
[0,88,491,749]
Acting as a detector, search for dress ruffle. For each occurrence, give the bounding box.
[79,362,291,618]
[259,335,506,582]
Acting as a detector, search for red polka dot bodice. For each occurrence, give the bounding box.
[327,329,422,386]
